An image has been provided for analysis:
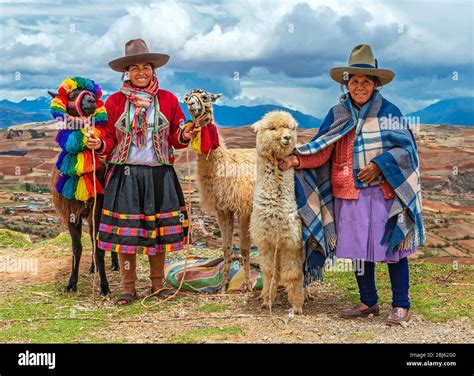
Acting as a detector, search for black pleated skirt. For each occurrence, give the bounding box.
[97,164,189,255]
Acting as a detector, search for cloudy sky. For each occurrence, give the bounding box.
[0,0,473,117]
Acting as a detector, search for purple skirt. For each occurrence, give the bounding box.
[334,186,415,263]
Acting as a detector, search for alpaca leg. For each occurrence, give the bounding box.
[239,215,253,293]
[285,274,305,315]
[67,220,82,292]
[281,247,305,315]
[216,209,234,293]
[260,248,279,310]
[305,287,315,301]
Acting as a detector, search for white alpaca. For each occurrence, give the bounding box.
[250,111,305,314]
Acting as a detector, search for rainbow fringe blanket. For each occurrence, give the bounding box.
[51,77,107,201]
[165,248,263,293]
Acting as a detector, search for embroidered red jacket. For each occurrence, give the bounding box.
[296,127,395,200]
[97,90,189,165]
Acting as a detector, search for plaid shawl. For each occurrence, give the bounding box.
[294,91,425,285]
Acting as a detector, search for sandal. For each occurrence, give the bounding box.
[151,287,175,298]
[115,292,138,306]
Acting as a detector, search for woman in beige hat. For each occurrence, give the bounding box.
[87,39,198,305]
[279,44,425,325]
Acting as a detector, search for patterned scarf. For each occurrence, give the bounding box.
[294,91,425,285]
[120,76,159,148]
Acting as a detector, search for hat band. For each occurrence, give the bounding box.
[350,63,376,69]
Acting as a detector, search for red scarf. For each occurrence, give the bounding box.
[120,76,159,148]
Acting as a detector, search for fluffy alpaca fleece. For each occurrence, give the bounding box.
[250,111,305,314]
[185,89,256,292]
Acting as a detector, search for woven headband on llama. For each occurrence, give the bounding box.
[51,77,106,201]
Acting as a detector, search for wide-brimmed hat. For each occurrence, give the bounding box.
[108,39,170,72]
[330,44,395,86]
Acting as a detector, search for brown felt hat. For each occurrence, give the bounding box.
[330,44,395,86]
[108,39,170,72]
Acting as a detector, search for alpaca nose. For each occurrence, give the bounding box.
[281,135,291,145]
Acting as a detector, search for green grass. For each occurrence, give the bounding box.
[195,302,229,313]
[0,228,31,248]
[325,261,474,324]
[0,283,107,343]
[42,232,91,250]
[172,326,243,344]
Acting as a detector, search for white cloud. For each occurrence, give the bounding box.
[0,0,472,116]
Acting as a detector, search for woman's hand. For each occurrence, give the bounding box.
[358,161,382,183]
[182,124,199,140]
[86,135,102,151]
[278,155,299,171]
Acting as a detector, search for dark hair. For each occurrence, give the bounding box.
[122,63,156,81]
[344,74,380,87]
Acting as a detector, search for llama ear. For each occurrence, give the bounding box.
[251,120,262,133]
[210,93,222,102]
[48,91,59,98]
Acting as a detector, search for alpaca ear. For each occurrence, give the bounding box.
[251,120,262,133]
[210,93,222,102]
[48,91,59,98]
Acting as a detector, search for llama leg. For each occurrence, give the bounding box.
[94,248,111,296]
[111,251,119,271]
[66,220,82,292]
[88,214,111,296]
[216,209,234,293]
[239,215,253,293]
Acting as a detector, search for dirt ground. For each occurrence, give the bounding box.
[1,243,472,344]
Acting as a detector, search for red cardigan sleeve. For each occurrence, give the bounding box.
[295,143,335,169]
[97,95,119,156]
[168,94,189,149]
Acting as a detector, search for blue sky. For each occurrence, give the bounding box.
[0,0,473,117]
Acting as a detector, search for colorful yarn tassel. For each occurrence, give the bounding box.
[55,150,67,170]
[55,130,69,147]
[67,154,78,176]
[75,176,89,201]
[61,176,78,200]
[75,150,99,175]
[65,131,85,153]
[84,173,103,197]
[59,153,72,175]
[55,173,68,194]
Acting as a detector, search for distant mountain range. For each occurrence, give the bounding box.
[0,97,52,127]
[180,103,322,129]
[407,97,474,126]
[0,95,472,128]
